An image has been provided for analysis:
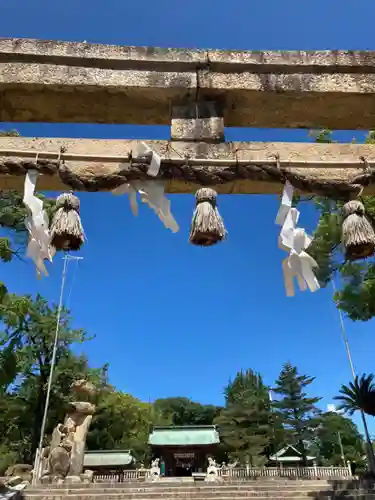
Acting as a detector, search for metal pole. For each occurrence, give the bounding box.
[268,389,280,469]
[337,431,345,467]
[332,280,375,474]
[32,256,81,484]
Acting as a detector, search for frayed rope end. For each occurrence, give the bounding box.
[342,200,375,261]
[50,192,85,252]
[189,188,227,247]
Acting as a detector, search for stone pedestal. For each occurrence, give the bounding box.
[40,380,97,484]
[66,402,95,477]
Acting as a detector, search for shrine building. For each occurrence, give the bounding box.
[148,425,220,477]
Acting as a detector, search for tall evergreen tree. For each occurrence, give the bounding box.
[273,363,321,464]
[215,369,272,466]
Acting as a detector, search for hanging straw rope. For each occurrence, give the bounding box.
[341,200,375,260]
[189,188,227,246]
[0,148,372,198]
[50,192,85,252]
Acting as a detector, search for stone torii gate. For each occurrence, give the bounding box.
[3,38,375,482]
[1,38,375,197]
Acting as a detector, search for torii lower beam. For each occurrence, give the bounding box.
[2,38,375,129]
[1,137,375,197]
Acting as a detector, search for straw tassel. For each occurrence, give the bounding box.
[342,200,375,261]
[50,192,85,251]
[189,188,227,246]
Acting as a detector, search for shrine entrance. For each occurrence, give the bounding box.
[148,426,220,477]
[170,452,195,477]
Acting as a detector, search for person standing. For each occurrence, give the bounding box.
[160,458,166,477]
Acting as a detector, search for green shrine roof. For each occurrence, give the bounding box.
[148,425,220,446]
[269,445,316,462]
[83,450,134,467]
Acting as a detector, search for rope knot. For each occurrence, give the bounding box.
[55,192,81,212]
[195,188,217,206]
[342,200,365,218]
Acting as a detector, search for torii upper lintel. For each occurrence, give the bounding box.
[1,38,375,129]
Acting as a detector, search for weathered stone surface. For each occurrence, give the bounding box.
[1,38,375,128]
[68,414,93,477]
[1,137,375,195]
[171,102,224,143]
[41,392,96,484]
[48,447,70,479]
[80,470,93,484]
[5,465,32,478]
[19,480,375,500]
[67,402,95,415]
[70,380,97,399]
[4,476,22,487]
[63,476,81,484]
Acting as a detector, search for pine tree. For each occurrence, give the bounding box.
[215,369,272,466]
[306,130,375,321]
[273,363,321,465]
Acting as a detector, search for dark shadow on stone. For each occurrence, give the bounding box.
[307,478,375,500]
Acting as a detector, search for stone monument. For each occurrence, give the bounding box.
[41,379,97,484]
[205,457,223,483]
[149,458,160,482]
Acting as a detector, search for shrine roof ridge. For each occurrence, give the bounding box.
[2,38,375,74]
[83,450,134,467]
[149,426,220,446]
[152,425,217,430]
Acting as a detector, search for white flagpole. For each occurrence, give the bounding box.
[32,255,83,484]
[332,279,375,475]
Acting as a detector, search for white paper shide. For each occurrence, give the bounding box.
[276,182,320,297]
[112,143,179,233]
[23,171,54,278]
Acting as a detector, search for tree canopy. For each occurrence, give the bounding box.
[316,411,364,466]
[335,374,375,417]
[273,363,321,464]
[307,130,375,321]
[215,370,273,465]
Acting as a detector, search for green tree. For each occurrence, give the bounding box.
[215,369,272,466]
[273,363,321,464]
[316,411,364,465]
[307,130,375,321]
[0,129,20,137]
[335,374,375,417]
[87,391,153,463]
[153,397,221,426]
[0,129,55,270]
[0,294,97,463]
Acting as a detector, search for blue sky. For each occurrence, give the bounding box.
[1,0,375,434]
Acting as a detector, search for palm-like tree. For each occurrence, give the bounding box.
[335,373,375,416]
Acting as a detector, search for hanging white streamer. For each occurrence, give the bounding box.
[136,181,179,233]
[280,226,320,297]
[136,142,161,177]
[112,183,138,216]
[23,171,54,278]
[278,207,300,251]
[275,180,294,226]
[276,188,320,297]
[112,180,179,233]
[112,143,177,230]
